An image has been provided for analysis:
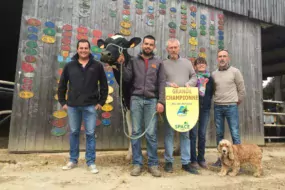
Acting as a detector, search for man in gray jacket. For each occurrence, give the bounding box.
[163,38,198,174]
[123,35,166,177]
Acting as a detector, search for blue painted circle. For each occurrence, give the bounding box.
[200,20,206,25]
[190,12,196,17]
[108,79,115,85]
[27,34,38,41]
[102,119,111,126]
[200,14,206,20]
[218,31,224,36]
[105,72,114,79]
[45,21,55,28]
[218,36,224,41]
[93,53,101,60]
[28,26,39,33]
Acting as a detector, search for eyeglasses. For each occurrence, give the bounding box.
[196,62,206,65]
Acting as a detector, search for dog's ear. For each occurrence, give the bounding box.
[228,144,234,160]
[217,143,222,153]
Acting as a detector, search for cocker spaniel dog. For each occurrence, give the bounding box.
[218,139,262,177]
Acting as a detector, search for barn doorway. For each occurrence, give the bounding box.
[0,0,23,148]
[261,24,285,143]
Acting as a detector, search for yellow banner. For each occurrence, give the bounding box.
[165,87,199,132]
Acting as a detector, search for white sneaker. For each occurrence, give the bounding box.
[88,164,99,174]
[62,162,77,170]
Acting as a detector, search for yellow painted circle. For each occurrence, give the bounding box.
[105,95,113,104]
[102,104,113,112]
[108,86,114,94]
[41,35,56,44]
[53,110,67,119]
[19,91,34,99]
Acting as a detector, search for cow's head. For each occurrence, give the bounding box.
[98,35,141,65]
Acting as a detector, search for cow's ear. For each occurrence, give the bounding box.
[97,39,105,49]
[128,37,141,48]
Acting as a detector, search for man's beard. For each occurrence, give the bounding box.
[219,61,230,70]
[142,49,153,56]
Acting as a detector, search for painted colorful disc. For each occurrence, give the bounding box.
[92,30,102,38]
[45,21,55,28]
[96,119,101,126]
[51,118,67,128]
[21,84,32,91]
[190,22,197,28]
[53,110,67,119]
[125,0,131,4]
[181,14,187,19]
[27,26,39,33]
[62,37,71,45]
[188,51,198,58]
[159,4,166,9]
[22,62,35,72]
[159,10,166,15]
[108,86,114,94]
[169,28,176,33]
[218,20,224,25]
[25,48,37,56]
[102,119,111,126]
[199,52,207,58]
[91,46,102,53]
[108,79,114,85]
[168,22,177,29]
[27,18,41,26]
[136,9,143,15]
[120,21,132,29]
[169,33,176,38]
[190,6,197,12]
[122,10,130,15]
[77,27,88,34]
[147,9,154,14]
[91,38,98,45]
[189,29,198,37]
[105,72,114,79]
[23,72,35,78]
[109,10,117,17]
[218,36,224,41]
[27,34,38,41]
[51,127,67,136]
[181,19,187,25]
[180,25,187,31]
[148,6,154,10]
[58,68,63,76]
[190,12,196,17]
[61,50,69,58]
[160,0,166,4]
[59,62,66,68]
[123,4,130,9]
[102,112,111,119]
[218,14,224,20]
[26,41,38,48]
[135,0,142,3]
[43,28,56,36]
[25,55,36,63]
[218,31,224,36]
[209,25,215,31]
[123,15,131,21]
[23,78,33,84]
[181,9,187,14]
[102,104,113,112]
[120,28,131,36]
[219,45,224,50]
[19,91,34,99]
[77,34,88,40]
[181,4,187,10]
[135,4,143,9]
[200,20,206,25]
[218,40,224,46]
[218,25,224,30]
[209,31,215,36]
[61,45,71,51]
[41,35,56,43]
[106,95,113,104]
[147,14,154,19]
[200,25,206,30]
[200,15,206,20]
[210,40,216,45]
[63,24,73,31]
[93,53,101,60]
[200,30,207,36]
[146,19,154,26]
[62,31,72,37]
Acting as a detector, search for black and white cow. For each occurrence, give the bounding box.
[98,35,141,160]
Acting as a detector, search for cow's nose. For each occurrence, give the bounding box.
[100,51,112,62]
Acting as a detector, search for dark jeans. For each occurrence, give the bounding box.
[190,109,210,163]
[130,96,159,166]
[214,104,241,145]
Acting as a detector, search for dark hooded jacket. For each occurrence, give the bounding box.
[58,54,108,107]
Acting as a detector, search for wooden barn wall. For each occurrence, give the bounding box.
[191,0,285,27]
[9,0,263,152]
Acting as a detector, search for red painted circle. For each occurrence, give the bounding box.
[61,37,71,45]
[96,119,101,126]
[102,112,111,119]
[169,29,176,34]
[23,78,33,84]
[63,24,72,31]
[77,34,88,40]
[122,10,130,15]
[200,47,206,52]
[93,30,102,38]
[92,38,98,45]
[61,45,71,51]
[22,62,35,72]
[25,55,36,63]
[62,31,72,37]
[77,27,88,34]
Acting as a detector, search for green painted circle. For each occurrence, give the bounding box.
[200,30,207,36]
[159,4,166,9]
[188,51,198,58]
[168,22,177,29]
[43,28,56,36]
[209,30,215,36]
[26,41,38,48]
[25,48,37,56]
[91,46,102,53]
[200,25,206,30]
[189,29,198,37]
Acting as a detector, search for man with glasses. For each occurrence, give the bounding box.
[211,49,245,167]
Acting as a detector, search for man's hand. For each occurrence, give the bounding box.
[237,100,242,106]
[62,104,68,110]
[170,82,179,88]
[156,103,164,113]
[95,104,102,110]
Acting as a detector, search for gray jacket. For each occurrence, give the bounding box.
[123,54,166,104]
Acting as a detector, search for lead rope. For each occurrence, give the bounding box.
[119,62,157,140]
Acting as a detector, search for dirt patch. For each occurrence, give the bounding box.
[0,147,285,190]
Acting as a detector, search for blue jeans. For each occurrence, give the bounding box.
[130,96,158,166]
[67,105,97,166]
[190,109,210,163]
[214,104,241,145]
[164,112,190,165]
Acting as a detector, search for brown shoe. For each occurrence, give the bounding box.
[148,166,161,177]
[198,161,208,169]
[130,165,142,176]
[190,162,199,170]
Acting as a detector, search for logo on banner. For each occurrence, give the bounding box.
[165,87,199,132]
